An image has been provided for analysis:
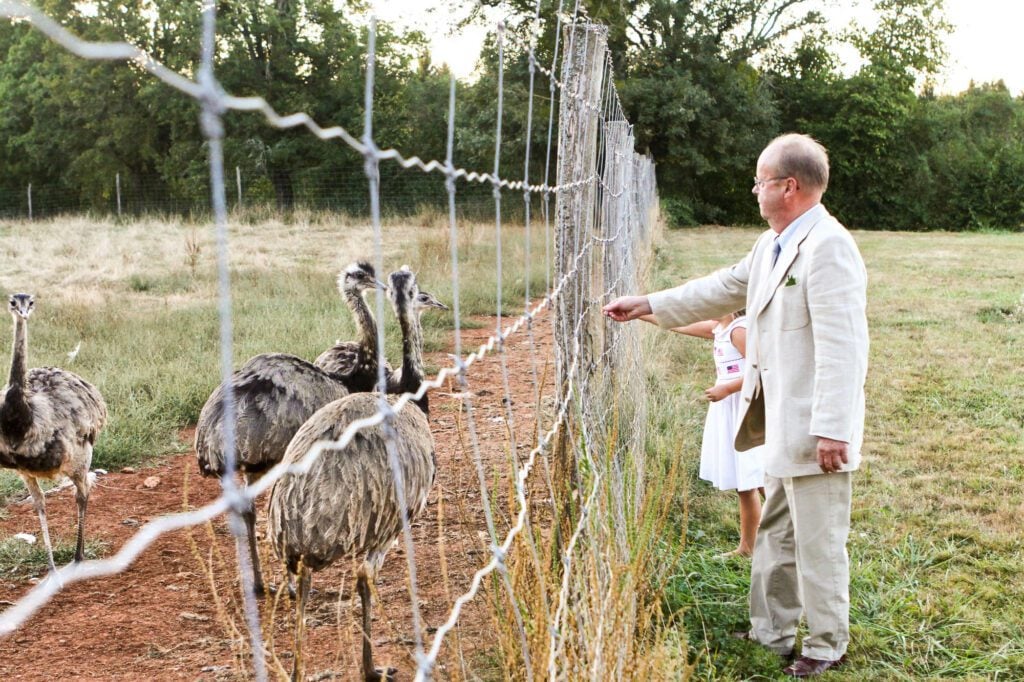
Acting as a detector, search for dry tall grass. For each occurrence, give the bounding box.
[0,212,431,304]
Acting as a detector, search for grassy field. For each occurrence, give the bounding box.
[0,211,547,499]
[644,226,1024,679]
[2,213,1021,678]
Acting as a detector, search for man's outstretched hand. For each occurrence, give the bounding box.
[602,295,652,322]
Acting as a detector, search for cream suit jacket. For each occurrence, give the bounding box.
[648,206,868,478]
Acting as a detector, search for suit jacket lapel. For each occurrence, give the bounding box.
[753,209,828,317]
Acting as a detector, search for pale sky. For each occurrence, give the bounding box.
[370,0,1024,95]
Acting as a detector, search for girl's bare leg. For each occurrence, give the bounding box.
[736,488,763,556]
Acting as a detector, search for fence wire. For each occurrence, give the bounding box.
[0,1,658,679]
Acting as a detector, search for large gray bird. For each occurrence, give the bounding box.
[193,262,385,597]
[195,352,350,597]
[313,261,390,393]
[0,294,107,573]
[269,267,436,682]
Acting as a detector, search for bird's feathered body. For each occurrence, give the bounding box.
[268,393,435,575]
[270,266,437,682]
[0,367,106,476]
[195,353,349,478]
[194,350,350,597]
[0,293,107,569]
[313,343,392,393]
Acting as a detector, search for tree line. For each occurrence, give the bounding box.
[1,0,1022,230]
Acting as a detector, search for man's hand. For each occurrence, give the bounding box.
[602,295,652,322]
[816,437,849,474]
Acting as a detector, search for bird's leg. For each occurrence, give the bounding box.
[22,476,56,574]
[242,500,266,598]
[72,473,89,563]
[291,561,310,682]
[358,570,397,682]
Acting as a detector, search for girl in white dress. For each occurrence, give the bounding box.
[644,310,766,558]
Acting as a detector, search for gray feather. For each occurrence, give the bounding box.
[267,393,435,574]
[195,353,349,477]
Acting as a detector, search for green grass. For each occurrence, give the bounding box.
[0,536,108,578]
[647,227,1024,679]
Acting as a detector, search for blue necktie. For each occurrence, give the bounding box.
[771,240,782,268]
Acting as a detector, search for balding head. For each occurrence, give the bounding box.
[760,133,829,195]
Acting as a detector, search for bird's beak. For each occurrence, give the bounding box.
[375,279,389,291]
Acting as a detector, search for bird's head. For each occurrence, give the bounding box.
[8,294,34,321]
[338,261,387,296]
[388,265,419,317]
[414,290,449,313]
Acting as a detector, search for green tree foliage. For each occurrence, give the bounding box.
[769,0,1024,230]
[2,0,1023,230]
[0,0,170,211]
[0,0,444,214]
[920,83,1024,230]
[470,0,827,226]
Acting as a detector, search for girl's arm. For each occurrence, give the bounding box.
[705,377,742,402]
[730,325,748,356]
[637,314,717,339]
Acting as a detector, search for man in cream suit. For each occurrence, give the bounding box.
[603,133,868,677]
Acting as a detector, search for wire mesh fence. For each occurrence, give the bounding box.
[0,1,658,679]
[0,171,539,222]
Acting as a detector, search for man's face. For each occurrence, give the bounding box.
[753,151,786,223]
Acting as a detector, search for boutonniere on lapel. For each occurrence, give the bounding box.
[785,275,797,287]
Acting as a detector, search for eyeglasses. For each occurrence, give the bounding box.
[752,176,789,190]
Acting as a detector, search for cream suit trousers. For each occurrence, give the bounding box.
[749,472,852,661]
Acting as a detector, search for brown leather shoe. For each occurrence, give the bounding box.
[783,655,846,677]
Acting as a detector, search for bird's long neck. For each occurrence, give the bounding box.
[1,317,33,440]
[346,288,378,356]
[397,300,426,413]
[8,317,27,390]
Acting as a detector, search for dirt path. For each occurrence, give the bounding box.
[0,313,555,681]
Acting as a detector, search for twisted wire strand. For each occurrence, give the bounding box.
[195,4,268,678]
[357,16,432,668]
[490,15,613,124]
[510,0,558,658]
[544,273,635,676]
[483,21,534,681]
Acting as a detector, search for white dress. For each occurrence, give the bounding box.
[698,317,765,492]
